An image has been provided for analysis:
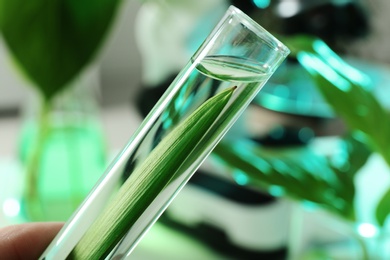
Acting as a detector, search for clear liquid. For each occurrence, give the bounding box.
[197,55,271,82]
[41,55,273,259]
[138,55,271,153]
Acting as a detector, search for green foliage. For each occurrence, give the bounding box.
[214,134,371,221]
[376,188,390,227]
[281,35,390,226]
[0,0,122,100]
[288,36,390,167]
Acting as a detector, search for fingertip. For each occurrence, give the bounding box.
[0,222,63,260]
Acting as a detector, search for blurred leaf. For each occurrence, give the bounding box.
[285,36,390,166]
[213,134,371,221]
[0,0,121,100]
[285,36,390,226]
[376,187,390,227]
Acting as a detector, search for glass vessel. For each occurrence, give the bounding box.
[40,5,289,260]
[19,68,107,222]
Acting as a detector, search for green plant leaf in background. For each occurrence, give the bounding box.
[283,35,390,226]
[285,35,390,166]
[376,188,390,227]
[0,0,122,100]
[213,133,371,222]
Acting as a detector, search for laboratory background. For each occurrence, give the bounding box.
[1,0,390,259]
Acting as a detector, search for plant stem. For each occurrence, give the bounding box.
[24,97,51,220]
[64,116,83,211]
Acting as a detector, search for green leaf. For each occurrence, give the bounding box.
[0,0,121,100]
[213,134,371,221]
[376,187,390,227]
[285,36,390,166]
[68,87,236,259]
[283,35,390,225]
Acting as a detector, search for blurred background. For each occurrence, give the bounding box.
[1,0,390,259]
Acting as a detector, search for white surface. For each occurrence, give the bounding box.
[166,180,291,251]
[0,38,31,110]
